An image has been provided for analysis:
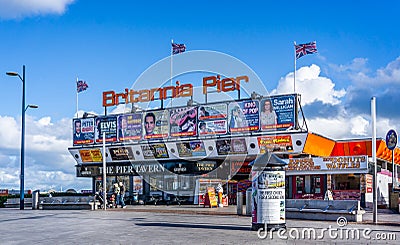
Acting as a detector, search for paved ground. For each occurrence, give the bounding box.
[1,205,399,244]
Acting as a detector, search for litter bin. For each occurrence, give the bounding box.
[246,188,252,216]
[250,152,287,231]
[32,190,40,210]
[236,192,243,215]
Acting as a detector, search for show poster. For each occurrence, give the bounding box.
[169,106,197,137]
[79,149,103,163]
[216,138,247,155]
[260,94,296,131]
[227,100,259,133]
[198,103,227,120]
[109,147,135,161]
[118,113,142,142]
[133,176,143,195]
[95,116,117,143]
[257,135,294,153]
[141,143,169,159]
[198,119,227,135]
[176,142,192,157]
[189,141,206,157]
[143,110,169,140]
[176,141,206,157]
[252,170,285,225]
[73,118,95,146]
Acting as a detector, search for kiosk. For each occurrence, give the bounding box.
[250,152,287,231]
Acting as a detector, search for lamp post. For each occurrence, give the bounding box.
[6,65,38,210]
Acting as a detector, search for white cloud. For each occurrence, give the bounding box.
[271,64,346,106]
[0,0,75,19]
[0,114,91,191]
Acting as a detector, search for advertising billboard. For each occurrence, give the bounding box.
[170,106,197,137]
[73,118,95,146]
[227,100,259,133]
[95,116,118,143]
[118,113,142,141]
[260,94,296,131]
[143,110,169,140]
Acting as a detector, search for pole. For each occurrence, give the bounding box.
[392,150,395,191]
[170,39,173,108]
[294,41,297,93]
[102,132,107,210]
[371,97,377,223]
[20,65,26,210]
[76,78,79,118]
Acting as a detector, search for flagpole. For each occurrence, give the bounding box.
[170,39,173,108]
[294,41,297,94]
[76,77,79,118]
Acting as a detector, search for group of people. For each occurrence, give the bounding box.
[111,182,126,208]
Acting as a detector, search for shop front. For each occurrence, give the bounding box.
[285,155,369,201]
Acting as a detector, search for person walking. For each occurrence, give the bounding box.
[119,182,127,208]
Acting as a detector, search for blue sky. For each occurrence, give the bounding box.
[1,0,400,191]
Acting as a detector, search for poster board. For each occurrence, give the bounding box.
[205,187,218,208]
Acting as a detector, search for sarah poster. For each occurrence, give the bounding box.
[261,94,296,131]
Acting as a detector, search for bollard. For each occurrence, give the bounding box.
[246,188,252,216]
[236,192,243,215]
[32,190,40,210]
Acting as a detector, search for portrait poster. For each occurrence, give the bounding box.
[143,110,169,140]
[227,100,259,133]
[73,118,95,146]
[169,106,197,137]
[95,116,117,143]
[261,94,296,131]
[118,113,142,142]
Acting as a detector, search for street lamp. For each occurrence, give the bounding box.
[6,65,38,210]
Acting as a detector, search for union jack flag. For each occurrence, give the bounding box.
[77,80,88,93]
[172,43,186,55]
[295,41,317,59]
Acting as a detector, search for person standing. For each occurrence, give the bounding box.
[119,182,126,208]
[113,183,120,208]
